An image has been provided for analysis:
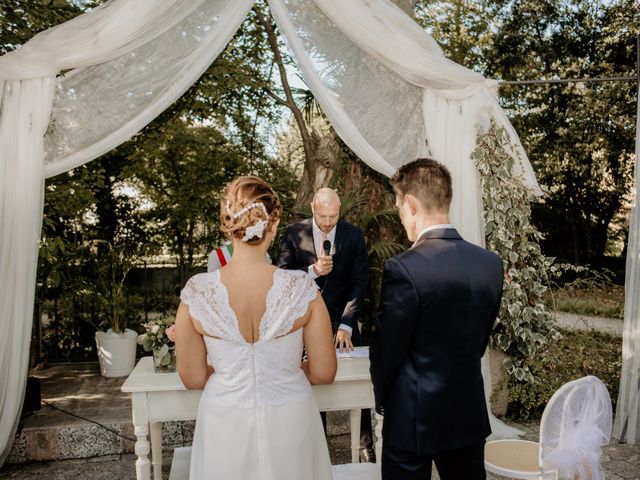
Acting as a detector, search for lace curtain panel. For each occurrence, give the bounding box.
[0,0,581,463]
[0,0,255,463]
[613,81,640,445]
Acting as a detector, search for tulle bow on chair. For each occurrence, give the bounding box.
[541,376,612,480]
[485,375,612,480]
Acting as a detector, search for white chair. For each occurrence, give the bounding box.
[331,412,383,480]
[169,446,191,480]
[484,375,612,480]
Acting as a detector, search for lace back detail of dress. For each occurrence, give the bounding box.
[260,270,319,341]
[180,271,242,341]
[180,269,319,344]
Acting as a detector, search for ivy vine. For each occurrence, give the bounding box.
[472,121,559,385]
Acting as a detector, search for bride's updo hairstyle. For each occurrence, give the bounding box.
[220,176,282,245]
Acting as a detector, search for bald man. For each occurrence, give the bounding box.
[277,188,374,461]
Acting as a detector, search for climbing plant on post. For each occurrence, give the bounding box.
[472,122,558,389]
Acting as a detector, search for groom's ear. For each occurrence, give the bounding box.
[405,194,419,216]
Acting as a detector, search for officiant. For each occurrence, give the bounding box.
[277,187,374,462]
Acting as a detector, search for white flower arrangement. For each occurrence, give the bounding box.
[137,314,177,371]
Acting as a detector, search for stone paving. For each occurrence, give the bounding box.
[554,311,625,337]
[2,313,637,478]
[1,419,639,479]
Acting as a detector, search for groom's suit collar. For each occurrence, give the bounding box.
[412,226,461,249]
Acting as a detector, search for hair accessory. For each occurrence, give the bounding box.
[228,201,269,219]
[242,220,269,242]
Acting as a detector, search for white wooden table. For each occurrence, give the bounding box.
[121,355,381,480]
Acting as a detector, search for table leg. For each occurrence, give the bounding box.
[150,421,162,480]
[132,393,151,480]
[134,423,151,480]
[349,409,362,463]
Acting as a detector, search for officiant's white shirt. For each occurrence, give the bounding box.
[307,219,350,334]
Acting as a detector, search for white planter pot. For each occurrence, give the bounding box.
[95,328,138,377]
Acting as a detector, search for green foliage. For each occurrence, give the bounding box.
[0,0,85,54]
[508,328,622,419]
[552,291,624,320]
[125,119,246,281]
[484,0,638,265]
[546,266,624,319]
[416,0,638,266]
[473,122,558,384]
[339,186,408,342]
[77,240,144,334]
[10,1,299,362]
[340,188,407,272]
[415,0,495,71]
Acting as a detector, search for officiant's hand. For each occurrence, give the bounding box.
[334,328,354,353]
[313,254,333,276]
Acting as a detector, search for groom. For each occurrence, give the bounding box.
[370,158,503,479]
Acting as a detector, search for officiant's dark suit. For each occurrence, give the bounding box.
[370,158,504,479]
[277,218,367,344]
[277,196,374,459]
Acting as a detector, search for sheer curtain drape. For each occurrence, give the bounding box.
[614,82,640,445]
[0,78,55,465]
[1,0,544,462]
[0,0,254,463]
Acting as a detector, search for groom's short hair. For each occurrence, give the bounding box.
[391,158,452,213]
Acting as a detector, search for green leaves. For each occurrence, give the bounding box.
[475,121,557,388]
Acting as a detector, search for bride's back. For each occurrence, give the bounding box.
[181,267,319,409]
[176,175,335,394]
[176,176,336,480]
[220,264,283,344]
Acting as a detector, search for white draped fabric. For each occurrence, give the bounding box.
[614,81,640,445]
[0,78,55,464]
[0,0,542,460]
[0,0,255,462]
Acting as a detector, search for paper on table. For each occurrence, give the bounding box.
[336,346,369,359]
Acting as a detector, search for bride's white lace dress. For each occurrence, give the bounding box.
[180,268,333,480]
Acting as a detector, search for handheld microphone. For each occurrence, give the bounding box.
[323,239,332,256]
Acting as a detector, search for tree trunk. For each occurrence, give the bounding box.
[294,127,341,208]
[261,0,418,207]
[297,0,418,207]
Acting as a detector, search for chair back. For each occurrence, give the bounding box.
[539,376,612,480]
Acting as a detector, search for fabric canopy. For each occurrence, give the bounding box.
[613,79,640,445]
[0,0,546,464]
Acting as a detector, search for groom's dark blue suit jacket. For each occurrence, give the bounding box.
[370,228,503,455]
[277,218,368,345]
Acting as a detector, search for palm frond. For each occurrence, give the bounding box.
[368,239,405,261]
[339,189,368,218]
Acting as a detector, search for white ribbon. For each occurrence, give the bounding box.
[242,219,268,242]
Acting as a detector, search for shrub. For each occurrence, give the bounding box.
[507,328,622,419]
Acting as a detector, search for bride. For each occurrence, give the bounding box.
[175,176,337,480]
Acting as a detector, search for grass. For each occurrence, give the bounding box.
[546,285,625,319]
[507,328,622,420]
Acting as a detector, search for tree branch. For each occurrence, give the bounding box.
[253,4,315,170]
[264,89,290,108]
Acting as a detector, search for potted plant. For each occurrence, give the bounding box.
[137,314,177,372]
[82,241,141,377]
